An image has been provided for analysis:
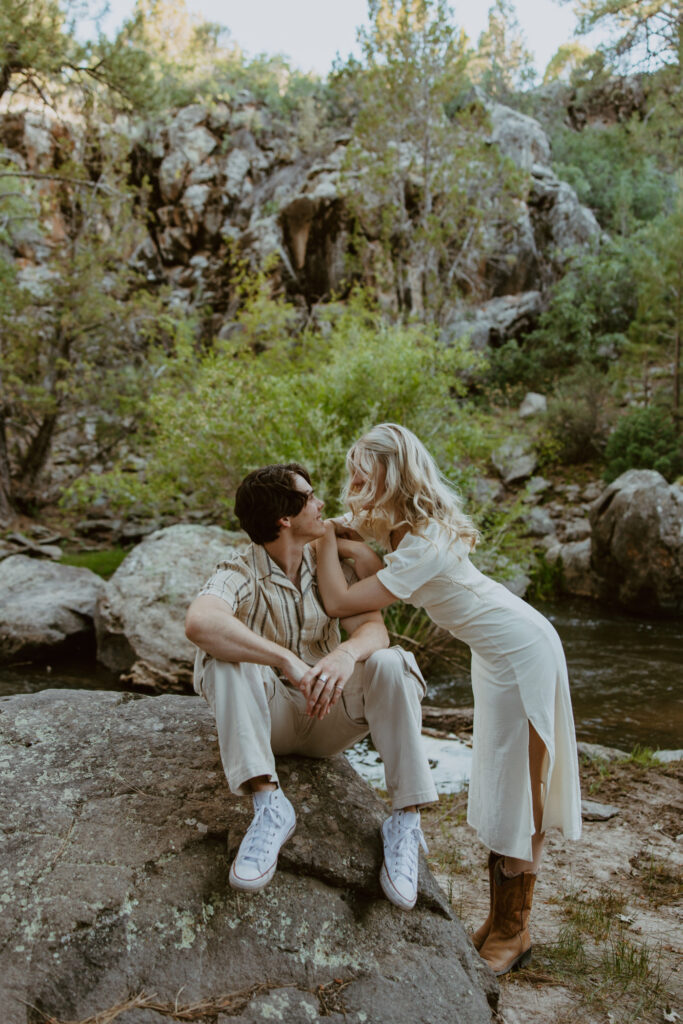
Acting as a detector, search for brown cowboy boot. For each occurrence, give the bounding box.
[470,851,499,951]
[478,860,536,976]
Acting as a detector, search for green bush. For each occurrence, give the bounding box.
[543,365,613,465]
[485,242,635,395]
[603,406,683,483]
[527,552,565,602]
[66,290,484,519]
[551,121,670,233]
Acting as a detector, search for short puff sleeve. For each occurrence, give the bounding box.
[376,529,445,601]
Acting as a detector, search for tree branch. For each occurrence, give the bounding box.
[0,170,121,195]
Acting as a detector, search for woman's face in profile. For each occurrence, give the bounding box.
[349,455,386,504]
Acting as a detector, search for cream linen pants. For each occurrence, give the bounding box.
[197,646,437,810]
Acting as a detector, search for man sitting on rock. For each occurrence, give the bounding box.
[185,463,437,909]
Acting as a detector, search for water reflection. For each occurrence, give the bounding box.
[427,597,683,751]
[1,598,680,751]
[0,660,132,698]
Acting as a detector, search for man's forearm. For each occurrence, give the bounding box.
[186,596,294,674]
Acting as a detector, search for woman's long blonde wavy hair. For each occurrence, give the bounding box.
[343,423,479,550]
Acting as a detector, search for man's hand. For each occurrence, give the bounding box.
[281,652,315,695]
[301,646,357,720]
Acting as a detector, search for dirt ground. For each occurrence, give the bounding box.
[420,750,683,1024]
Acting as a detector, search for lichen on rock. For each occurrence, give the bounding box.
[0,689,498,1024]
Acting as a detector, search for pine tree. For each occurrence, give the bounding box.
[0,0,156,111]
[629,186,683,428]
[566,0,682,71]
[335,0,524,321]
[0,165,163,515]
[471,0,537,100]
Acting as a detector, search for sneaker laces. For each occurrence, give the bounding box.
[240,800,288,871]
[386,819,428,884]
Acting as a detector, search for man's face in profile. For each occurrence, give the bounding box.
[287,474,325,543]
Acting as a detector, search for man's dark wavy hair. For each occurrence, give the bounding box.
[234,463,312,544]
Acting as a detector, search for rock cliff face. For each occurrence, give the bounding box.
[0,689,497,1024]
[1,92,599,343]
[136,94,599,327]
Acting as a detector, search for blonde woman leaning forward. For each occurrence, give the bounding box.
[311,423,582,977]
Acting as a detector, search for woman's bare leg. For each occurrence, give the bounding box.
[503,721,547,876]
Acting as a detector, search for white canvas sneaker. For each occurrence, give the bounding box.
[379,810,428,910]
[229,788,296,892]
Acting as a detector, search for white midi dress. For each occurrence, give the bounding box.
[376,521,582,861]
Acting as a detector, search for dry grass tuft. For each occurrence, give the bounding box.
[29,976,359,1024]
[31,983,276,1024]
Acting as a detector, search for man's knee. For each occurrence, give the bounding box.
[364,647,424,698]
[365,647,404,677]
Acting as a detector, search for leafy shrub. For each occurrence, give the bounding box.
[485,242,636,395]
[543,365,612,465]
[551,121,670,233]
[527,552,565,602]
[67,289,483,519]
[603,406,683,482]
[381,603,468,676]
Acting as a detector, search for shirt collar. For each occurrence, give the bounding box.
[251,542,315,592]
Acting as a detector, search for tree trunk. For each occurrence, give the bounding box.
[674,262,681,432]
[17,323,72,492]
[0,44,21,101]
[18,412,58,489]
[0,64,10,100]
[0,410,15,520]
[674,319,681,432]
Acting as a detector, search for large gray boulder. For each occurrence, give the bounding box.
[444,291,543,350]
[528,164,601,262]
[489,103,551,170]
[589,469,683,615]
[95,524,250,689]
[544,538,599,599]
[0,555,104,662]
[0,690,497,1024]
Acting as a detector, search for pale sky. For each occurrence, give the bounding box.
[91,0,605,79]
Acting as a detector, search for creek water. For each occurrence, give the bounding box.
[1,598,680,753]
[428,597,682,752]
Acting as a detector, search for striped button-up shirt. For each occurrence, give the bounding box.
[194,542,351,690]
